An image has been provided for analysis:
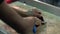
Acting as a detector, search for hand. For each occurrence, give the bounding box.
[22,17,41,34]
[0,2,41,34]
[11,6,42,18]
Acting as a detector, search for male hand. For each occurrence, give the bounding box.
[22,17,41,34]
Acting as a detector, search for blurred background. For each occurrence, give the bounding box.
[39,0,60,7]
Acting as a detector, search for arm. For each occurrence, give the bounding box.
[0,0,28,33]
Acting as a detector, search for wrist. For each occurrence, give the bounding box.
[0,0,4,4]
